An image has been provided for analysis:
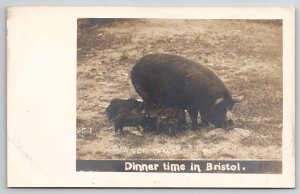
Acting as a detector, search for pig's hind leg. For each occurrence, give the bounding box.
[187,108,198,130]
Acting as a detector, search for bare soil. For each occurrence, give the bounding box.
[76,19,282,160]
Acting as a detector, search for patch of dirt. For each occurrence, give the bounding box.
[76,19,282,160]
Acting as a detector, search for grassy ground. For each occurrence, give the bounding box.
[76,19,282,160]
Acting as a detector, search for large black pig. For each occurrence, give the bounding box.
[131,53,244,129]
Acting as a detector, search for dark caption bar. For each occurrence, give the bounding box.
[76,160,282,174]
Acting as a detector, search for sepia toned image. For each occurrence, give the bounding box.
[76,18,282,165]
[6,7,294,187]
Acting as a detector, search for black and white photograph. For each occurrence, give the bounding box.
[76,18,283,173]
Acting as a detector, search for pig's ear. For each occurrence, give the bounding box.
[130,96,136,100]
[232,95,245,103]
